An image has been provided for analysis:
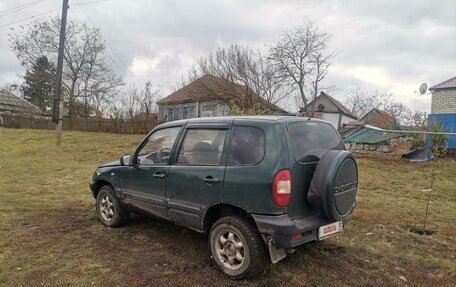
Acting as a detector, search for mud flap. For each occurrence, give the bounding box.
[268,239,287,263]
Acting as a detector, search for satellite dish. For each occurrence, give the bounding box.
[419,83,428,95]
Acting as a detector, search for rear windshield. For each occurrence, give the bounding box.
[288,121,344,164]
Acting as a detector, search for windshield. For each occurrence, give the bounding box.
[288,121,344,164]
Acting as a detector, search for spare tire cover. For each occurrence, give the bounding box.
[308,150,358,222]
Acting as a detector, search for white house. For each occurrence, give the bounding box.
[300,92,358,130]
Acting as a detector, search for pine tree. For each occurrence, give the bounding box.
[23,56,55,112]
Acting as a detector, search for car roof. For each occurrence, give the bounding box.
[158,115,329,128]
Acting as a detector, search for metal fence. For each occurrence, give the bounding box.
[0,113,158,134]
[428,113,456,149]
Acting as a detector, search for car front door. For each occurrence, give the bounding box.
[120,126,182,218]
[166,126,229,231]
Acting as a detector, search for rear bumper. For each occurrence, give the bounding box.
[251,213,351,249]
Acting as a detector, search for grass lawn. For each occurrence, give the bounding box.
[0,128,455,286]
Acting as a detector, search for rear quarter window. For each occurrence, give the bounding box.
[227,126,265,165]
[288,121,344,164]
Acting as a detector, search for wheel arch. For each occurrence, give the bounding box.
[203,203,258,236]
[91,179,113,198]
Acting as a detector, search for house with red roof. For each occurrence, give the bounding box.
[360,108,398,128]
[157,74,287,121]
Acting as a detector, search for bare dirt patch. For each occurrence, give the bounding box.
[8,205,278,286]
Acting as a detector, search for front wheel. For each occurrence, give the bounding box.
[209,216,265,279]
[96,185,129,227]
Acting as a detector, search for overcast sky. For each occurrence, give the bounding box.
[0,0,455,112]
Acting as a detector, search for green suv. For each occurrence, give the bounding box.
[90,116,358,279]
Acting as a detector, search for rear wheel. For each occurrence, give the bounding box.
[209,216,265,279]
[96,185,129,227]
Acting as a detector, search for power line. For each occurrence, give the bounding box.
[77,0,109,5]
[74,0,128,70]
[0,0,111,29]
[0,0,42,14]
[75,0,128,70]
[0,0,44,17]
[0,8,60,28]
[0,0,126,73]
[69,7,125,71]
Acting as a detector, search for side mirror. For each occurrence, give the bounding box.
[120,154,132,166]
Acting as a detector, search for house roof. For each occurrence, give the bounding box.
[360,108,397,128]
[0,89,42,115]
[158,74,286,113]
[429,76,456,90]
[339,125,404,144]
[301,92,358,119]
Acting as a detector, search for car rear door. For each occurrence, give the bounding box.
[165,124,230,231]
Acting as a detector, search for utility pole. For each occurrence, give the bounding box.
[52,0,69,145]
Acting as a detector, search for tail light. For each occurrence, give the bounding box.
[272,169,292,207]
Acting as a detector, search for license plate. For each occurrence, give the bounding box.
[318,221,343,240]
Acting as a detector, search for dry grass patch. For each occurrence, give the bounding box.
[0,128,455,286]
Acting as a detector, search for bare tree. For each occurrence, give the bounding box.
[385,102,427,127]
[343,86,393,118]
[116,81,161,120]
[269,23,335,114]
[343,85,427,126]
[188,45,291,110]
[1,82,21,93]
[122,84,140,119]
[8,17,123,118]
[136,81,161,120]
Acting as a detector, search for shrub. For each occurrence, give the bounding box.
[228,101,272,116]
[429,121,448,158]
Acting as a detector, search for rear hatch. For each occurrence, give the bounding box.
[285,120,345,219]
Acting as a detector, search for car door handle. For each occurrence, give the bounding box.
[203,176,219,183]
[153,173,165,179]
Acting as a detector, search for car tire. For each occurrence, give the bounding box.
[209,216,265,279]
[96,185,129,227]
[308,150,358,222]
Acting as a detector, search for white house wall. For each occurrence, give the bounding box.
[318,113,356,129]
[341,115,356,125]
[431,89,456,114]
[322,113,340,128]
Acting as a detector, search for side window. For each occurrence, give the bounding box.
[227,126,265,165]
[137,127,181,165]
[177,129,227,165]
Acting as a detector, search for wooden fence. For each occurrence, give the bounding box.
[0,113,158,134]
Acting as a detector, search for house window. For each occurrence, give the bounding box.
[167,108,173,121]
[201,103,216,117]
[182,106,189,119]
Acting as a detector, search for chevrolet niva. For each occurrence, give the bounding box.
[89,116,358,279]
